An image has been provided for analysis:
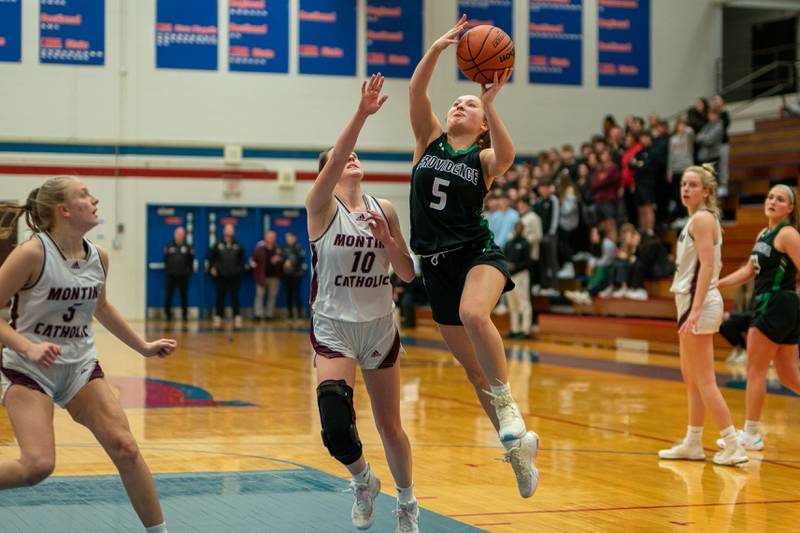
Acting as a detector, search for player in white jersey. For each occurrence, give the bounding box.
[0,177,176,533]
[659,165,748,466]
[306,75,419,533]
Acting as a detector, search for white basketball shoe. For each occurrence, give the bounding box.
[350,473,381,530]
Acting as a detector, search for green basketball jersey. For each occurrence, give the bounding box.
[410,133,491,255]
[751,221,797,314]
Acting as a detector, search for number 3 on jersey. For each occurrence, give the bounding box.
[429,177,449,211]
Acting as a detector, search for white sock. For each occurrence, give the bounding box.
[720,425,738,445]
[744,420,760,436]
[685,425,703,445]
[490,382,511,396]
[352,463,372,484]
[145,524,167,533]
[396,484,415,505]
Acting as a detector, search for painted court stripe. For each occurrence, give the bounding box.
[449,499,800,518]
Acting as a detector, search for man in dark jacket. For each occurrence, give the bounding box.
[281,231,306,319]
[251,230,283,321]
[504,223,533,338]
[208,223,246,326]
[164,226,194,321]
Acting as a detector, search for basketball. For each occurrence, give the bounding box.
[456,25,515,84]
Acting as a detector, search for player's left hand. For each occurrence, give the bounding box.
[142,339,177,358]
[481,68,512,105]
[365,210,392,244]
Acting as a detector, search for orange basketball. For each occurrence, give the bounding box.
[456,25,515,84]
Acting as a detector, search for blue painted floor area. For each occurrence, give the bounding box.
[0,467,484,533]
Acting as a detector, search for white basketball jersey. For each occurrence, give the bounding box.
[310,195,393,323]
[2,233,106,365]
[671,211,722,294]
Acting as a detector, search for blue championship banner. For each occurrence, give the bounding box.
[40,0,104,65]
[229,0,289,73]
[299,0,356,76]
[156,0,218,71]
[457,0,514,82]
[366,0,422,79]
[0,0,21,63]
[597,0,650,88]
[529,0,582,85]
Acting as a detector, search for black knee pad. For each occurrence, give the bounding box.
[317,379,362,465]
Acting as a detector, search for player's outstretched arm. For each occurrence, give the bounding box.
[367,200,415,282]
[479,68,515,187]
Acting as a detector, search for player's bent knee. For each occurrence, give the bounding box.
[317,379,362,466]
[108,432,141,464]
[23,456,55,486]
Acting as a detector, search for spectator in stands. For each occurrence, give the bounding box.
[719,281,754,365]
[516,197,542,292]
[392,257,426,329]
[652,120,671,229]
[580,142,593,162]
[713,95,731,197]
[251,229,282,321]
[557,174,580,279]
[630,130,656,234]
[489,192,519,248]
[564,227,618,304]
[687,97,709,156]
[504,223,533,339]
[697,108,724,170]
[534,179,560,296]
[208,223,246,328]
[558,145,579,181]
[281,231,306,319]
[591,149,620,239]
[602,114,618,137]
[668,117,694,224]
[621,131,642,225]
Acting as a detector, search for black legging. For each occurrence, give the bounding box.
[215,276,241,318]
[165,274,189,320]
[283,277,303,318]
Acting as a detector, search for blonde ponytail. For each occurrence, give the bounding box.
[685,164,721,219]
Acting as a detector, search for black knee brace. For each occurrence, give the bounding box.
[317,379,362,465]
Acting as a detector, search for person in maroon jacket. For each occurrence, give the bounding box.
[250,230,282,321]
[591,148,621,239]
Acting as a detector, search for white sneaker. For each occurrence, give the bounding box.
[212,315,222,327]
[504,431,540,498]
[395,501,420,533]
[658,439,706,460]
[725,347,744,365]
[539,288,560,297]
[557,262,575,279]
[716,430,765,451]
[350,474,381,529]
[713,442,749,466]
[625,288,648,300]
[611,287,628,298]
[598,286,614,298]
[488,389,526,442]
[234,315,243,328]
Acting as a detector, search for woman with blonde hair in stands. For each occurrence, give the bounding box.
[659,164,748,466]
[0,176,176,533]
[716,184,800,451]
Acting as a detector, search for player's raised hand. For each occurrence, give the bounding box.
[433,14,468,52]
[141,339,177,358]
[358,74,389,117]
[365,209,392,245]
[481,68,512,106]
[25,342,62,368]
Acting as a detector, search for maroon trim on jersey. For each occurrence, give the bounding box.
[377,330,401,369]
[309,243,319,307]
[678,259,701,327]
[89,361,105,381]
[0,366,46,396]
[21,235,47,291]
[309,317,345,359]
[309,209,338,244]
[8,294,19,330]
[43,232,67,261]
[334,196,351,213]
[370,195,388,220]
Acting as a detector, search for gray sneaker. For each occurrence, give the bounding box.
[504,431,540,498]
[350,473,381,529]
[395,500,420,533]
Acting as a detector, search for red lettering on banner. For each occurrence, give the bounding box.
[40,37,62,48]
[598,63,617,74]
[299,10,337,23]
[0,37,5,47]
[40,14,82,25]
[598,41,632,53]
[598,18,630,30]
[220,218,239,226]
[157,23,173,32]
[367,30,403,42]
[174,24,217,34]
[252,48,275,59]
[274,218,291,227]
[299,44,319,57]
[66,39,89,50]
[368,52,386,64]
[599,0,638,8]
[551,57,570,68]
[230,0,265,8]
[388,54,410,66]
[366,6,401,17]
[618,64,639,75]
[529,23,564,33]
[531,55,547,66]
[230,46,249,57]
[164,217,183,225]
[321,46,343,58]
[230,23,267,35]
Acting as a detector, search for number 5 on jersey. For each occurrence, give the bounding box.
[430,177,449,211]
